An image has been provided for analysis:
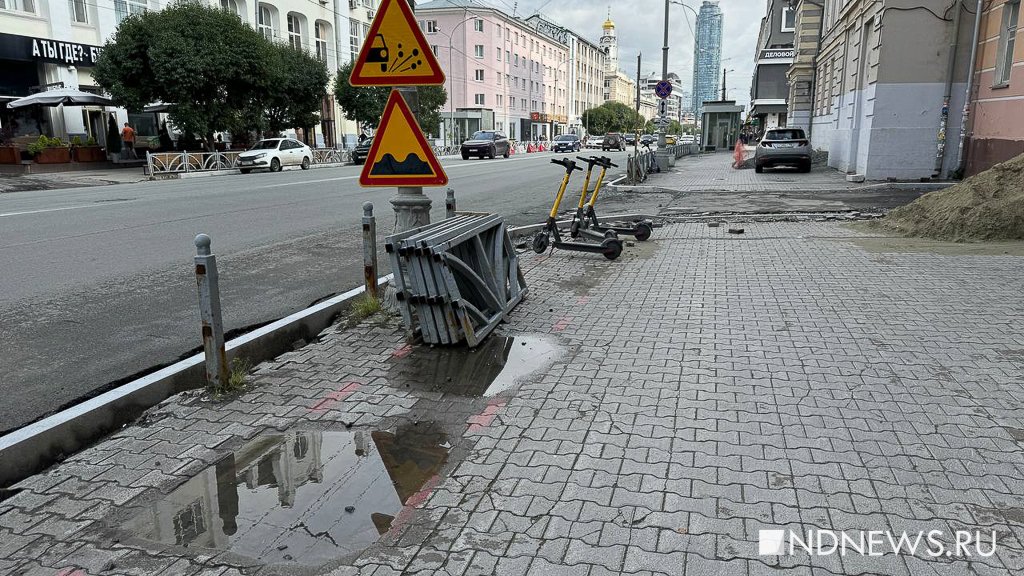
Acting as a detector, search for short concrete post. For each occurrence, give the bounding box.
[194,234,229,390]
[445,188,456,219]
[362,202,378,299]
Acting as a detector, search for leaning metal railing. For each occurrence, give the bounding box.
[147,147,354,176]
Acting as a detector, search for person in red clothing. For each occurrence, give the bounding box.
[121,122,137,160]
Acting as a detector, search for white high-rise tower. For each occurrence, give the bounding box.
[599,9,617,75]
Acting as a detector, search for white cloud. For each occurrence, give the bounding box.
[505,0,764,110]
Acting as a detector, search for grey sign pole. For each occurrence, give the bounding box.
[193,233,228,389]
[445,188,456,218]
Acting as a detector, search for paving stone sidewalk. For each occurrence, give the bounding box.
[2,222,1024,576]
[638,152,870,193]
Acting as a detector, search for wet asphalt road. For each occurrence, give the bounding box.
[0,151,635,433]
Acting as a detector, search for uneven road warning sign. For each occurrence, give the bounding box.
[349,0,445,86]
[360,90,448,187]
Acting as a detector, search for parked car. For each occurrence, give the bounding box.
[238,138,313,173]
[664,135,678,145]
[603,133,625,151]
[461,130,510,159]
[754,128,812,173]
[551,134,582,153]
[680,134,696,144]
[586,136,605,149]
[640,134,656,146]
[352,137,373,165]
[624,133,637,145]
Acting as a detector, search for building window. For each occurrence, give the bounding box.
[474,19,484,32]
[474,93,485,105]
[69,0,87,22]
[315,21,330,62]
[432,45,439,55]
[995,0,1020,86]
[219,0,237,14]
[474,69,484,81]
[496,72,501,85]
[259,5,275,40]
[287,14,303,50]
[497,25,502,39]
[474,45,484,58]
[0,0,35,12]
[423,20,437,33]
[349,20,360,62]
[781,7,796,32]
[114,0,145,22]
[496,47,501,60]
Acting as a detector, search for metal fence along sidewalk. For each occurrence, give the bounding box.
[385,214,527,347]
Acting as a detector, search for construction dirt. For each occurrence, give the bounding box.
[867,152,1024,242]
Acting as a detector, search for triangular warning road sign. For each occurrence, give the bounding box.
[350,0,445,86]
[359,90,448,187]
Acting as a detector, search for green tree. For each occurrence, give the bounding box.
[256,45,330,136]
[643,119,683,135]
[94,2,274,151]
[582,101,645,135]
[333,61,448,134]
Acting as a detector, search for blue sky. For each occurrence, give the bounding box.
[500,0,762,109]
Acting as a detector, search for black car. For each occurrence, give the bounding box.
[352,137,373,165]
[551,134,581,153]
[640,134,656,147]
[461,130,510,159]
[624,133,637,145]
[603,133,625,152]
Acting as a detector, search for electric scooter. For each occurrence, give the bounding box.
[532,158,623,261]
[570,155,654,242]
[568,156,620,243]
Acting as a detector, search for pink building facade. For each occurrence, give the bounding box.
[418,0,572,143]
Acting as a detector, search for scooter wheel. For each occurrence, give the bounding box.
[601,238,623,261]
[603,229,618,240]
[634,222,653,242]
[532,233,550,254]
[569,220,581,239]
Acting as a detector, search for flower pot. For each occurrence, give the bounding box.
[0,146,19,164]
[35,147,71,164]
[74,146,106,162]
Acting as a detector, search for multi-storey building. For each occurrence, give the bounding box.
[598,13,637,111]
[641,73,684,124]
[692,0,723,120]
[964,0,1023,175]
[749,0,795,131]
[0,0,372,148]
[417,0,571,142]
[809,0,973,179]
[524,13,605,135]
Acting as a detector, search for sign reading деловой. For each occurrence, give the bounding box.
[759,48,795,61]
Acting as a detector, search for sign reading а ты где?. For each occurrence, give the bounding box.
[0,33,102,66]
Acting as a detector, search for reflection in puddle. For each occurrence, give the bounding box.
[121,424,448,565]
[388,335,560,397]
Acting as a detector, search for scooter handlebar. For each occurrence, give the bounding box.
[599,156,618,168]
[551,157,582,172]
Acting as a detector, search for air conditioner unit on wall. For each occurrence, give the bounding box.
[349,0,358,9]
[367,9,375,20]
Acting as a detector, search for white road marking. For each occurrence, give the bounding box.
[0,203,120,218]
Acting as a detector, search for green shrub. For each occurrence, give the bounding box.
[85,136,97,146]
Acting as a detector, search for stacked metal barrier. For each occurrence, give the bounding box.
[386,214,527,347]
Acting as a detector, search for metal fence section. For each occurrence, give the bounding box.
[147,147,353,176]
[432,145,462,157]
[385,214,527,347]
[625,144,701,184]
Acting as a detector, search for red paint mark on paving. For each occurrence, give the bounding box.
[467,399,507,432]
[308,381,362,413]
[576,296,591,305]
[56,569,86,576]
[552,316,572,332]
[386,474,442,534]
[391,343,414,359]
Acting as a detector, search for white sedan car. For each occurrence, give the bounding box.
[237,138,313,173]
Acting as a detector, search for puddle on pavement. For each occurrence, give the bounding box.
[388,335,560,397]
[120,424,448,566]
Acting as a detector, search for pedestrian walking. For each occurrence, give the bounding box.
[121,122,137,160]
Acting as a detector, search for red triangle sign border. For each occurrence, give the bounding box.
[349,0,446,87]
[359,90,448,187]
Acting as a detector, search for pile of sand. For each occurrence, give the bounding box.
[877,152,1024,242]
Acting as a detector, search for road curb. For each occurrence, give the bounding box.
[0,274,393,488]
[148,162,352,180]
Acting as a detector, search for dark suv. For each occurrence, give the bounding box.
[461,130,510,159]
[603,133,625,151]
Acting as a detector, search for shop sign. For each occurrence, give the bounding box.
[0,33,102,66]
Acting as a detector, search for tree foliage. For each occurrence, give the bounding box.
[644,119,684,135]
[581,101,645,135]
[94,2,328,151]
[333,61,447,135]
